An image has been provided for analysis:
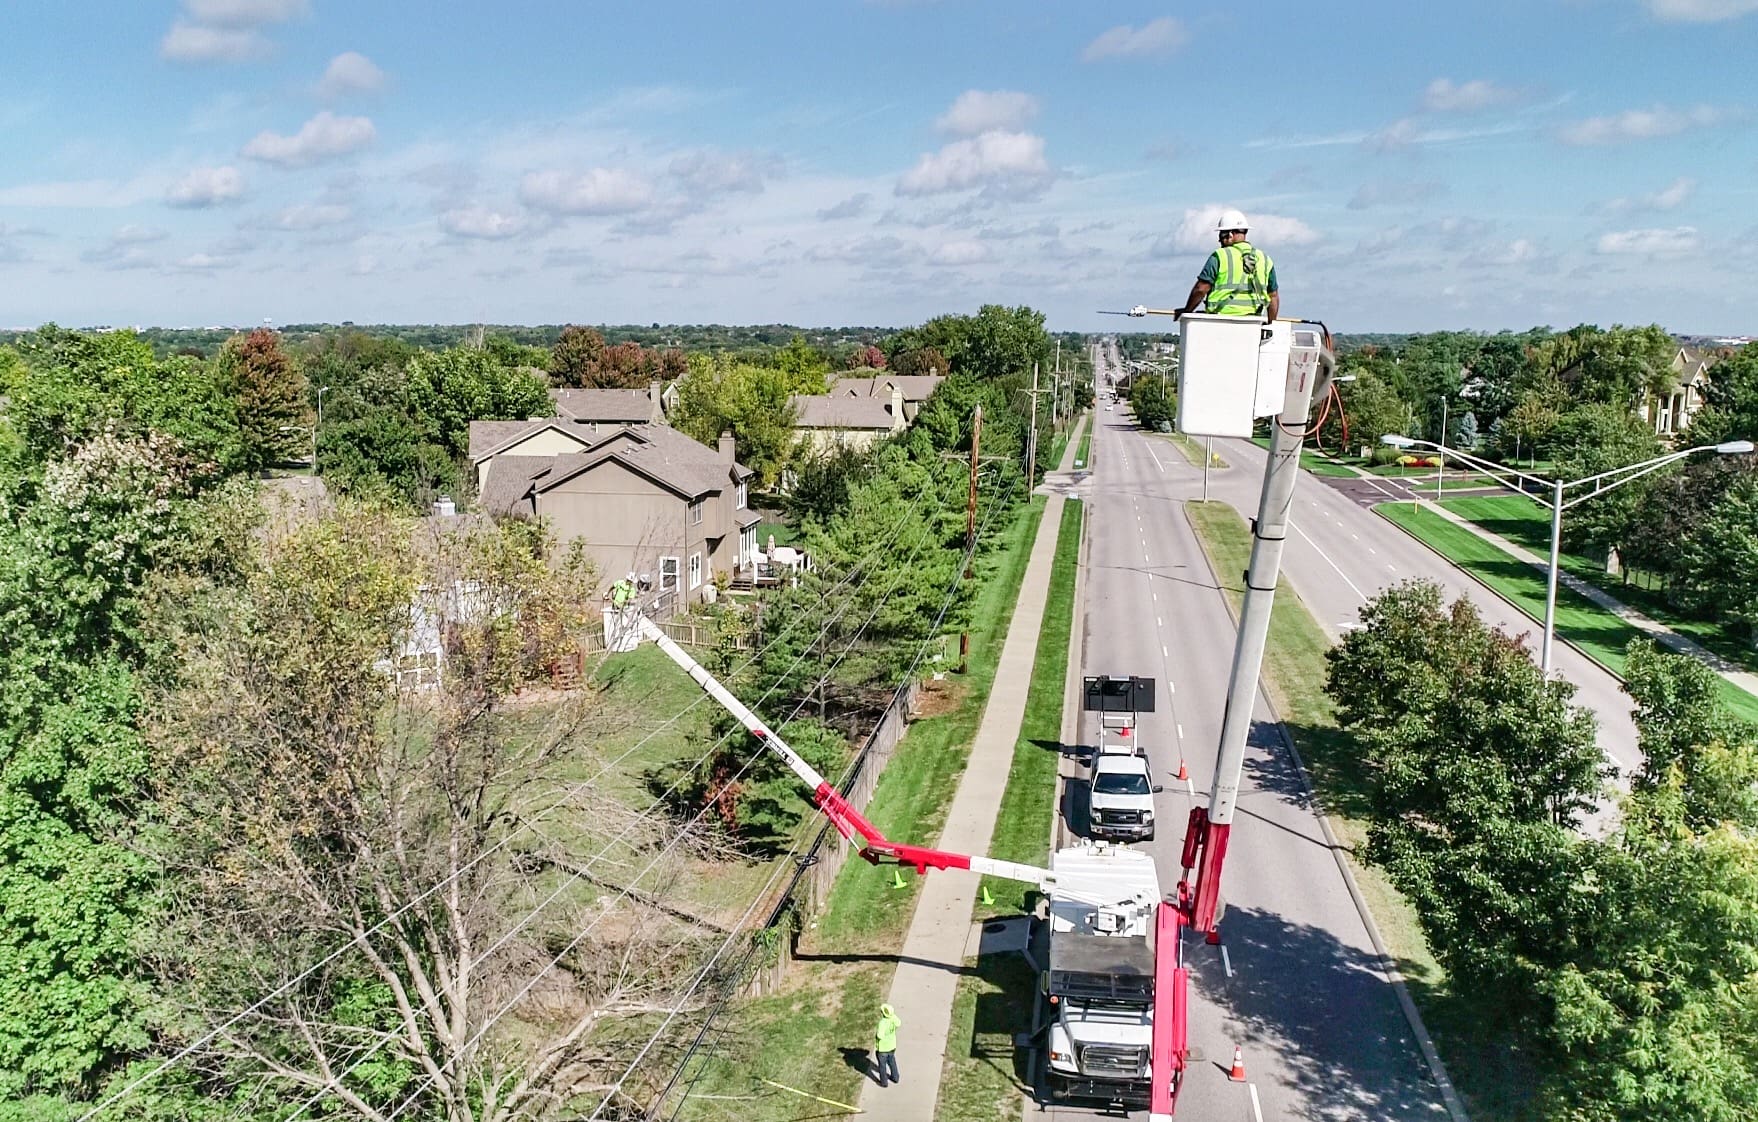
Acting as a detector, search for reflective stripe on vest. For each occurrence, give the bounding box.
[1205,242,1273,316]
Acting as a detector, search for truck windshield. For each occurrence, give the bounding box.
[1092,772,1151,795]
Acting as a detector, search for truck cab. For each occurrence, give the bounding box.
[1038,844,1161,1109]
[1087,702,1158,842]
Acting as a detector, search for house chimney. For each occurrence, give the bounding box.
[889,384,905,426]
[718,429,736,466]
[648,380,663,423]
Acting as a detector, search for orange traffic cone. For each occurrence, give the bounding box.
[1176,759,1189,782]
[1228,1046,1247,1083]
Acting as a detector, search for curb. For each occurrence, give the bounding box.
[1183,501,1472,1122]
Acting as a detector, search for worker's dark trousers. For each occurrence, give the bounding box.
[877,1050,899,1085]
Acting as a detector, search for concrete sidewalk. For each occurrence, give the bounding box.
[1415,497,1758,700]
[857,417,1085,1122]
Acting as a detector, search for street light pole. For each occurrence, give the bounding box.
[1541,478,1564,675]
[1436,396,1448,503]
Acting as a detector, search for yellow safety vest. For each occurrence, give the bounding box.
[1205,241,1274,316]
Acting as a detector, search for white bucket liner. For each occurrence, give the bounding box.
[602,606,642,652]
[1175,313,1292,437]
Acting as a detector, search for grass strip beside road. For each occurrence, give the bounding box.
[1378,502,1758,725]
[1439,493,1758,678]
[676,494,1048,1122]
[978,498,1083,917]
[1166,431,1225,469]
[1185,500,1537,1122]
[933,953,1037,1122]
[1075,421,1092,469]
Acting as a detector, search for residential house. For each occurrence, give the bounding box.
[468,418,597,492]
[549,380,672,429]
[475,423,760,604]
[828,373,945,422]
[1639,346,1717,438]
[789,385,908,455]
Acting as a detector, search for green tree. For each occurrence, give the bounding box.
[1550,403,1665,558]
[218,328,308,474]
[1623,639,1758,830]
[670,360,799,486]
[1323,368,1408,455]
[774,334,831,392]
[405,346,549,458]
[1129,375,1175,432]
[1672,472,1758,636]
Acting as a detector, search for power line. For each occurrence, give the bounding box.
[81,498,930,1122]
[618,474,1025,1122]
[364,514,949,1122]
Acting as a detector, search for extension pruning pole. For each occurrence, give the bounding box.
[1184,324,1334,939]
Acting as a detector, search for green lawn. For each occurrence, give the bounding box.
[1379,502,1758,725]
[674,493,1049,1121]
[1185,501,1540,1122]
[1074,422,1092,469]
[1246,435,1361,477]
[755,519,799,549]
[933,953,1037,1122]
[1438,493,1758,677]
[978,498,1082,917]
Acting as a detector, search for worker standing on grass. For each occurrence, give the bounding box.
[1175,208,1278,321]
[873,1002,901,1087]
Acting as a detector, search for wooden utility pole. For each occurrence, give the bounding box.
[959,404,982,673]
[1026,362,1040,484]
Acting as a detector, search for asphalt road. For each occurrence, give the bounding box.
[1041,344,1453,1121]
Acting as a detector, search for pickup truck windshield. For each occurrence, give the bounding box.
[1093,772,1151,795]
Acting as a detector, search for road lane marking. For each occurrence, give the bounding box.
[1177,723,1185,739]
[1388,563,1397,571]
[1249,1083,1264,1122]
[1147,444,1165,472]
[1163,645,1170,658]
[1289,522,1367,604]
[1157,617,1163,628]
[1168,680,1174,693]
[1351,533,1359,540]
[1185,775,1195,797]
[1221,945,1233,978]
[1368,547,1376,555]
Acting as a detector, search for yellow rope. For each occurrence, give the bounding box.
[757,1078,862,1113]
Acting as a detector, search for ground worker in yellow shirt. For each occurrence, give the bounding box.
[873,1002,901,1087]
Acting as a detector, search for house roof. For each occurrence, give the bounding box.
[828,373,945,402]
[533,425,751,501]
[478,456,554,518]
[467,418,593,462]
[790,393,898,430]
[550,387,656,422]
[1674,346,1716,385]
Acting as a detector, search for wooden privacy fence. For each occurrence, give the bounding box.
[742,678,920,996]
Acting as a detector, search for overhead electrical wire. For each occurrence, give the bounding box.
[82,496,934,1122]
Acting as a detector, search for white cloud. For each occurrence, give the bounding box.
[896,130,1051,196]
[935,90,1040,136]
[171,252,228,271]
[816,193,871,220]
[181,0,308,27]
[166,165,246,207]
[1466,238,1538,267]
[1080,17,1187,62]
[160,22,268,63]
[1597,226,1701,256]
[1168,205,1319,252]
[1348,179,1448,209]
[806,235,913,268]
[439,207,528,239]
[1556,104,1735,145]
[317,52,386,98]
[111,225,168,245]
[1643,0,1758,21]
[518,168,654,215]
[1421,78,1520,113]
[242,112,376,166]
[668,149,770,196]
[929,239,992,266]
[273,203,351,230]
[1600,176,1698,214]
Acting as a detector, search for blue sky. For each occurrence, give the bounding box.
[2,0,1755,334]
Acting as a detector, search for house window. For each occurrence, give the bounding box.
[689,499,704,525]
[688,552,703,591]
[659,556,680,591]
[736,480,747,509]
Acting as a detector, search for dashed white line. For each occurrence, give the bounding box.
[1167,680,1174,694]
[1185,775,1196,797]
[1177,723,1185,739]
[1249,1082,1264,1122]
[1157,617,1164,628]
[1162,645,1170,658]
[1388,563,1397,571]
[1351,533,1359,540]
[1368,547,1377,555]
[1289,522,1367,604]
[1221,945,1234,978]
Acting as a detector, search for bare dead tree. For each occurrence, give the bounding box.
[144,504,737,1122]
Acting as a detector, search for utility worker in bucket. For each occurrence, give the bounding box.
[873,1002,901,1087]
[1175,208,1278,321]
[610,573,635,609]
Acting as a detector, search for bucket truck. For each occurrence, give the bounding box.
[616,614,1190,1112]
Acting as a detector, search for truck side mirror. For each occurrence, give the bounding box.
[1151,785,1165,794]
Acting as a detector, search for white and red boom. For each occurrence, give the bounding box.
[633,616,1191,1115]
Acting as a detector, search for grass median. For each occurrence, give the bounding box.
[1185,499,1537,1122]
[937,498,1081,1121]
[1378,501,1758,725]
[1075,421,1092,469]
[672,493,1048,1121]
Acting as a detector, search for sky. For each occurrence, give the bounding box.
[2,0,1756,335]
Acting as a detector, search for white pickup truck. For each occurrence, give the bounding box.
[1086,694,1160,843]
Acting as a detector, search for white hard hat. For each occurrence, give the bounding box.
[626,571,636,581]
[1215,208,1249,233]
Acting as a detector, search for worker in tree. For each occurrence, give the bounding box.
[873,1002,901,1087]
[1174,208,1279,321]
[610,572,635,609]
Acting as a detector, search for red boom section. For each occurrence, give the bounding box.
[1149,898,1190,1120]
